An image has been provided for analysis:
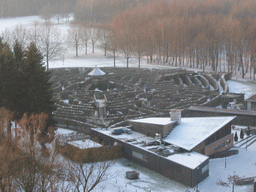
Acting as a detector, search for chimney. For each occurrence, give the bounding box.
[170,109,181,124]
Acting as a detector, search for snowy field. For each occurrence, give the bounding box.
[227,79,256,99]
[2,15,256,192]
[0,15,191,70]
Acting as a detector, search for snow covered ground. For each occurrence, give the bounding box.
[57,126,256,192]
[227,79,256,100]
[3,15,256,192]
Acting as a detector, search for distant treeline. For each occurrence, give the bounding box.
[4,0,256,78]
[74,0,152,24]
[0,0,151,20]
[0,0,76,18]
[72,0,256,78]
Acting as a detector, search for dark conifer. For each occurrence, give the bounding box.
[0,38,19,113]
[12,40,25,119]
[13,40,24,69]
[20,43,56,138]
[234,132,238,142]
[240,129,244,139]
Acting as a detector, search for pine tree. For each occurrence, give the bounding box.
[20,43,56,142]
[12,40,26,119]
[13,40,24,69]
[0,38,20,114]
[240,129,244,139]
[234,132,238,142]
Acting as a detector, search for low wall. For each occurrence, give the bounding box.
[200,95,222,107]
[57,143,123,163]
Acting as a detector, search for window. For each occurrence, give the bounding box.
[202,164,209,174]
[132,151,148,162]
[214,139,231,151]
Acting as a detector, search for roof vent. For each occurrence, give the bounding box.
[170,109,181,124]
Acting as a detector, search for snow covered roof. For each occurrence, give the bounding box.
[93,128,209,169]
[129,117,174,126]
[68,139,102,149]
[163,116,236,151]
[55,128,76,135]
[88,67,106,76]
[246,94,256,101]
[166,152,208,169]
[93,128,154,143]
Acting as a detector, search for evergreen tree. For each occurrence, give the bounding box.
[20,43,56,141]
[13,40,24,69]
[12,40,26,119]
[0,38,20,114]
[240,129,244,139]
[234,132,238,142]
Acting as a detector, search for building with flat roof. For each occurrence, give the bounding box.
[90,110,236,187]
[130,114,236,156]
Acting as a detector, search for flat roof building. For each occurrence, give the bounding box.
[91,111,236,187]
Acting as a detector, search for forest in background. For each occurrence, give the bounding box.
[2,0,256,78]
[107,0,256,78]
[73,0,256,78]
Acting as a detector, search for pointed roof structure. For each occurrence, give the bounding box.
[88,66,106,76]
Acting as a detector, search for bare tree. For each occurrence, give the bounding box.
[0,108,16,192]
[217,173,242,192]
[1,28,12,45]
[65,145,118,192]
[120,33,133,68]
[38,23,63,70]
[67,161,114,192]
[12,113,62,192]
[1,24,30,49]
[28,21,41,46]
[88,26,100,53]
[98,25,112,56]
[108,31,119,68]
[13,24,30,48]
[82,25,90,55]
[0,109,64,192]
[66,21,83,57]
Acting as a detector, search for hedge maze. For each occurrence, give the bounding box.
[51,68,234,131]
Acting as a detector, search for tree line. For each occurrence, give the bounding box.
[73,0,152,24]
[70,0,256,79]
[108,0,256,78]
[4,0,256,78]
